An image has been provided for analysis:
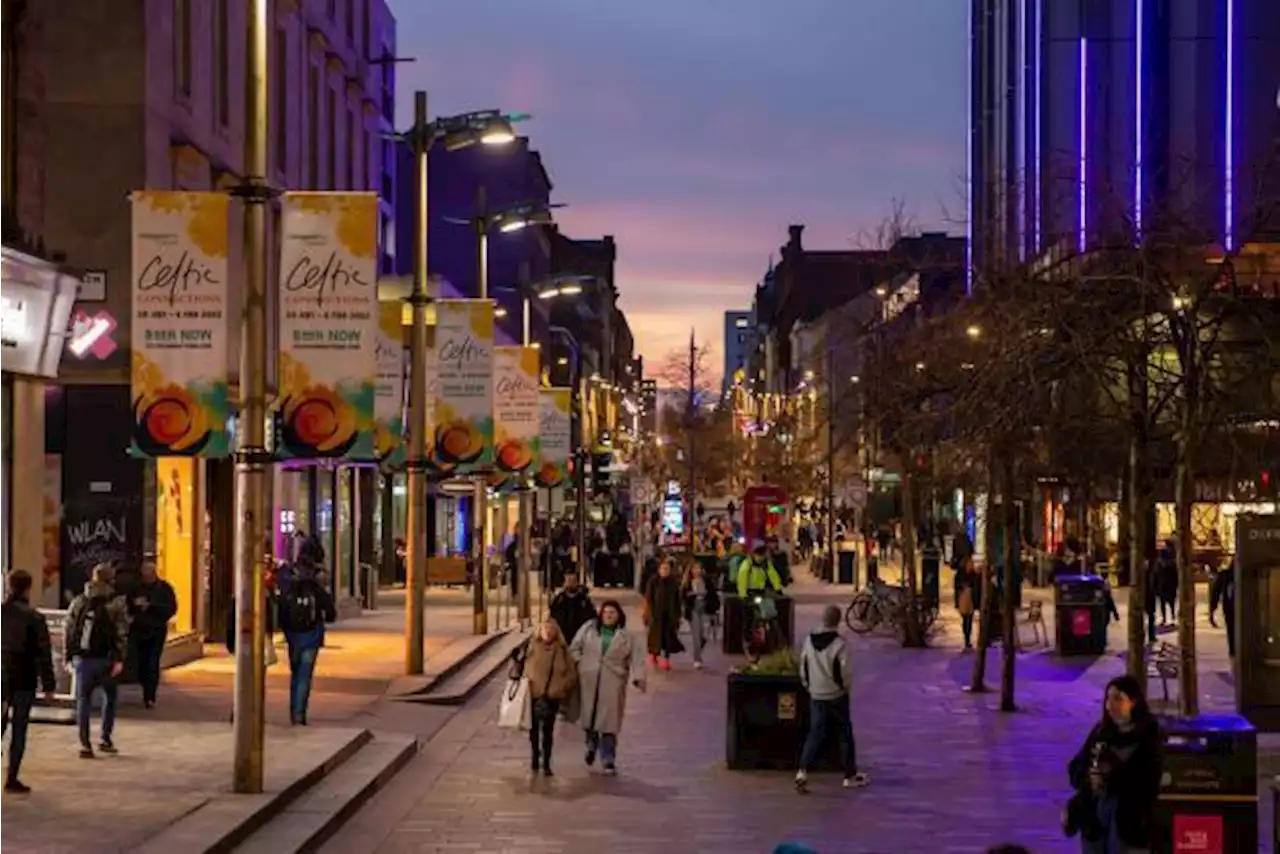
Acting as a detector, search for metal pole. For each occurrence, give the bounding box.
[232,0,270,795]
[687,330,697,550]
[826,339,836,564]
[575,370,588,580]
[518,278,533,626]
[472,185,489,634]
[403,91,430,674]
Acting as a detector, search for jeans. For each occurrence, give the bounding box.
[134,631,166,704]
[689,608,707,664]
[1146,609,1157,644]
[3,690,35,783]
[74,657,118,748]
[960,613,975,647]
[286,640,319,722]
[529,698,560,766]
[799,696,857,778]
[1081,795,1149,853]
[1159,596,1175,623]
[585,729,617,766]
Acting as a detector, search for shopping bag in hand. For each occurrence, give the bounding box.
[498,677,532,730]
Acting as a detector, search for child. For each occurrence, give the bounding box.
[795,604,868,792]
[523,617,577,776]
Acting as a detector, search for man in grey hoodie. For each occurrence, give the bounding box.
[795,604,868,792]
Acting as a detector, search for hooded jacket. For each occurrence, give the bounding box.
[799,628,852,701]
[66,580,130,663]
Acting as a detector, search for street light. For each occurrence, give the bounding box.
[400,93,527,668]
[966,324,982,339]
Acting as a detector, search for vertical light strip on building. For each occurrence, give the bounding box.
[1134,0,1144,238]
[1017,0,1027,261]
[1078,37,1088,254]
[1034,0,1043,252]
[966,0,974,293]
[1224,0,1235,249]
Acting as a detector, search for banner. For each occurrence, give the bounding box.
[432,299,494,472]
[130,191,230,457]
[493,346,540,477]
[374,302,406,461]
[278,192,378,459]
[534,388,572,488]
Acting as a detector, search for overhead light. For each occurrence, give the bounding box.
[538,287,561,300]
[850,375,860,383]
[480,126,516,146]
[557,356,569,366]
[493,307,509,318]
[966,324,981,338]
[915,362,925,371]
[557,282,584,296]
[499,219,527,233]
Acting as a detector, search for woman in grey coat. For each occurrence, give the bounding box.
[567,599,647,775]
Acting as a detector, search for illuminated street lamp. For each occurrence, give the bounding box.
[966,324,982,339]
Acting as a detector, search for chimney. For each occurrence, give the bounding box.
[787,224,804,251]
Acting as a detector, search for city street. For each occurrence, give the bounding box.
[321,573,1276,854]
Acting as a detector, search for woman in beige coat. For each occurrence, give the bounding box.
[567,599,646,775]
[523,618,577,776]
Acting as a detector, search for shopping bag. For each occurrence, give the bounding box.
[263,636,279,668]
[958,586,975,617]
[498,677,531,730]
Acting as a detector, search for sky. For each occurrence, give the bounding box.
[390,0,968,373]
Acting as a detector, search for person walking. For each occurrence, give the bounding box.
[278,566,336,725]
[795,604,869,793]
[2,570,56,792]
[643,558,684,671]
[549,571,594,648]
[65,563,130,758]
[125,559,177,709]
[1208,565,1236,657]
[681,558,719,670]
[523,617,577,776]
[954,555,980,651]
[1155,541,1178,626]
[567,600,646,775]
[1065,675,1162,853]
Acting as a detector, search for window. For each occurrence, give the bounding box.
[327,86,338,187]
[307,65,320,187]
[174,0,192,97]
[274,28,288,170]
[213,0,229,126]
[347,107,358,189]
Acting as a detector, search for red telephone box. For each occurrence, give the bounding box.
[743,485,788,550]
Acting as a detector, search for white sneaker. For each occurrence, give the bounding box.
[693,661,704,670]
[843,773,869,789]
[794,771,808,793]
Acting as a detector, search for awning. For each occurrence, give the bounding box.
[1,245,80,379]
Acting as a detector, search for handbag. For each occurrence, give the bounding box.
[498,677,532,730]
[263,636,279,668]
[958,586,975,617]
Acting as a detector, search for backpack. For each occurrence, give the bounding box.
[75,597,116,659]
[283,585,321,633]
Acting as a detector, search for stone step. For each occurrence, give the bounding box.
[385,629,509,698]
[399,628,529,706]
[231,733,419,854]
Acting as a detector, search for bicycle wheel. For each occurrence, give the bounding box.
[845,594,875,634]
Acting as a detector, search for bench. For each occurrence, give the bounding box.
[1146,642,1181,703]
[427,556,470,586]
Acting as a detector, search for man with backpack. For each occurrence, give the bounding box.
[65,563,130,758]
[3,570,57,792]
[278,567,336,725]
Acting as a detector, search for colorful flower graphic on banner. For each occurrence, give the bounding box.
[278,193,378,459]
[374,302,406,461]
[494,346,541,475]
[130,191,231,457]
[534,388,572,488]
[432,300,494,471]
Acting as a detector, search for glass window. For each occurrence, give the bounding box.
[338,467,353,595]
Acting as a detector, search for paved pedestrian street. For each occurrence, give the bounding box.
[324,584,1277,854]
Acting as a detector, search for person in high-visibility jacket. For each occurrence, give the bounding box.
[737,545,784,599]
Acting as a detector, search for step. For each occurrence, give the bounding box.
[232,733,419,854]
[131,728,372,854]
[385,630,508,698]
[401,629,529,706]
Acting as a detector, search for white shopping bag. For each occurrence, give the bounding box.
[497,677,531,730]
[264,636,279,668]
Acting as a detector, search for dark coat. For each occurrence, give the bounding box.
[644,574,685,656]
[1067,718,1163,848]
[125,578,178,637]
[1,598,56,700]
[549,588,595,647]
[681,577,720,620]
[953,565,982,611]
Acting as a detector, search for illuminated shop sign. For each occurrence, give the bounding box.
[1,248,78,378]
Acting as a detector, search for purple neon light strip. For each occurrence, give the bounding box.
[1135,0,1144,238]
[1225,0,1235,250]
[1079,37,1088,254]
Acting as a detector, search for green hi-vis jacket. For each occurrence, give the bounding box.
[737,558,783,599]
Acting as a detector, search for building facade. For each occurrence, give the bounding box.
[721,309,753,392]
[969,0,1280,272]
[35,0,396,639]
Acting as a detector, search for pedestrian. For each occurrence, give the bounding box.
[680,558,719,670]
[550,571,593,642]
[795,604,869,793]
[2,570,57,792]
[125,558,177,709]
[643,557,685,671]
[1065,674,1162,853]
[278,565,336,725]
[1155,540,1177,626]
[1143,559,1159,645]
[523,617,577,776]
[954,555,980,650]
[567,599,646,775]
[1208,565,1236,657]
[65,562,130,758]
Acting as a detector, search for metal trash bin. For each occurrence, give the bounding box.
[1155,714,1258,854]
[921,545,941,607]
[1054,574,1108,656]
[836,548,857,586]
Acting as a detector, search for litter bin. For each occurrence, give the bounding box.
[836,547,857,586]
[1155,714,1258,854]
[1054,574,1108,656]
[921,546,941,607]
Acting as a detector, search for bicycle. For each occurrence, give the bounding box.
[844,581,904,634]
[742,592,782,663]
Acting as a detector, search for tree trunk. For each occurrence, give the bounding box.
[1174,359,1200,715]
[969,453,998,691]
[900,468,924,648]
[1126,372,1150,692]
[999,456,1018,712]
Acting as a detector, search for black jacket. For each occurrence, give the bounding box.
[549,588,594,646]
[126,578,178,637]
[2,597,57,699]
[1067,718,1163,847]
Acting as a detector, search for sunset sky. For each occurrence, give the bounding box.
[391,0,968,372]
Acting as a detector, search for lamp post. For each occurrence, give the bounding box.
[400,96,524,671]
[550,325,589,579]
